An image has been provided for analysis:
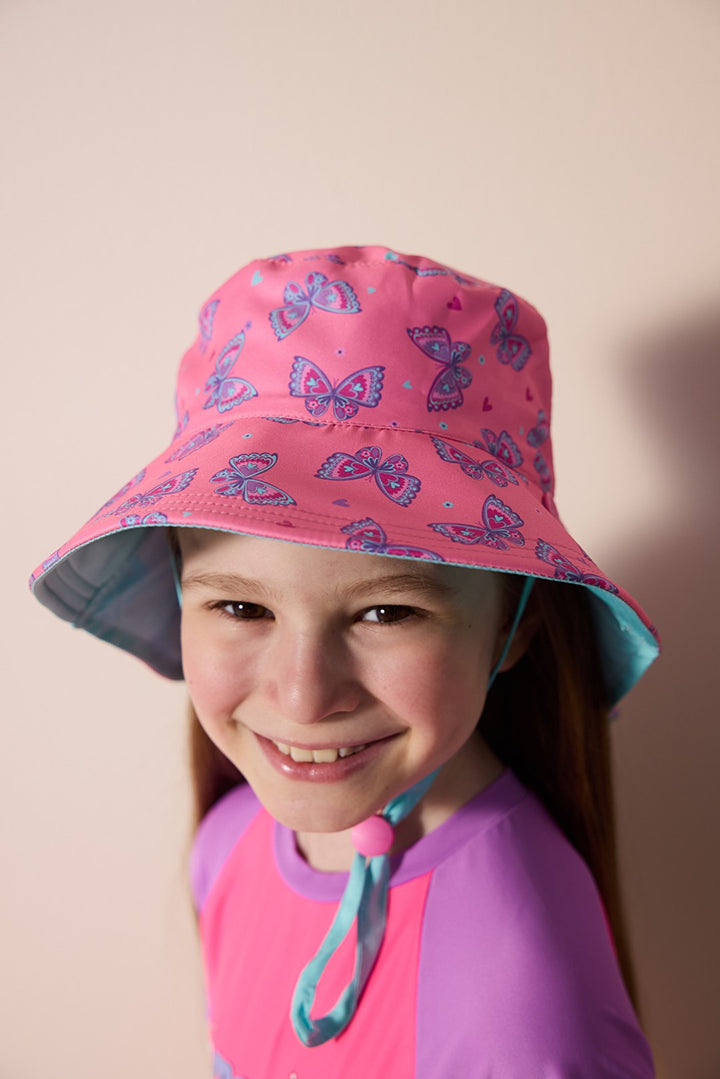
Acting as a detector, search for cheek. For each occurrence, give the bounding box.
[181,625,246,724]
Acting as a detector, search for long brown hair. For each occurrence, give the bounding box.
[186,576,638,1004]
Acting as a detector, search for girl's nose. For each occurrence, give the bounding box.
[263,627,361,725]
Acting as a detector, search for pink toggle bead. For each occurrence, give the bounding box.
[351,815,394,858]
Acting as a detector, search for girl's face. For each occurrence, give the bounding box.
[179,529,507,849]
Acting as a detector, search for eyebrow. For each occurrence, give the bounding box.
[181,569,456,603]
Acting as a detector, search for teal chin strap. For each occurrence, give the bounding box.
[290,575,534,1046]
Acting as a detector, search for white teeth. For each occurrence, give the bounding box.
[289,746,314,762]
[272,740,367,763]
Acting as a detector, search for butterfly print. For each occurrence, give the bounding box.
[477,428,524,469]
[198,299,220,353]
[316,445,421,507]
[173,391,190,441]
[211,453,295,505]
[93,468,147,516]
[119,512,169,526]
[535,540,618,592]
[341,517,444,561]
[431,436,518,487]
[384,251,476,286]
[42,550,61,571]
[289,357,385,421]
[430,496,525,550]
[533,452,552,491]
[527,409,549,448]
[269,273,361,340]
[407,325,473,411]
[165,423,233,462]
[112,469,198,514]
[490,289,532,371]
[203,332,258,413]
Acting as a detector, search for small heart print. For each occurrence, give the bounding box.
[332,498,350,507]
[483,397,492,411]
[251,270,263,286]
[526,387,533,401]
[182,511,192,517]
[281,520,294,527]
[367,286,376,293]
[403,380,412,389]
[447,296,462,311]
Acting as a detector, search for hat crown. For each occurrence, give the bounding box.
[172,246,555,504]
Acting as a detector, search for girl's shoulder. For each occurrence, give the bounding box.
[190,783,261,914]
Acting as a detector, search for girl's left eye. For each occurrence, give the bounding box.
[360,605,415,625]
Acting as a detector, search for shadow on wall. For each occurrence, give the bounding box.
[610,304,720,1079]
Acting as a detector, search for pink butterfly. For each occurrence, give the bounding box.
[316,445,421,507]
[289,357,384,421]
[533,452,553,491]
[269,273,361,340]
[431,436,518,487]
[94,468,147,516]
[113,469,197,514]
[198,299,220,353]
[165,423,233,462]
[341,518,444,561]
[119,512,169,526]
[407,325,473,411]
[211,453,295,505]
[430,496,525,550]
[477,428,524,469]
[490,290,532,371]
[527,409,549,448]
[203,332,258,413]
[535,540,617,592]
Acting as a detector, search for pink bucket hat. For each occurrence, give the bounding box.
[30,245,658,702]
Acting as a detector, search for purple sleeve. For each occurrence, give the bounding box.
[189,783,261,913]
[416,794,655,1078]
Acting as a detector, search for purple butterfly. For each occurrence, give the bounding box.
[203,332,258,413]
[94,468,147,516]
[490,289,532,371]
[289,357,385,421]
[535,540,618,592]
[119,512,169,526]
[430,496,525,550]
[477,428,524,469]
[341,518,444,561]
[165,423,233,462]
[198,299,220,353]
[384,251,476,286]
[211,453,295,505]
[269,273,361,340]
[316,445,421,507]
[112,469,197,514]
[173,391,189,441]
[532,452,553,492]
[431,436,518,487]
[527,409,549,448]
[407,325,473,411]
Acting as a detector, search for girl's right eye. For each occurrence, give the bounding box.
[212,601,271,620]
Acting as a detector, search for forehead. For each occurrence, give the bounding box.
[176,527,496,598]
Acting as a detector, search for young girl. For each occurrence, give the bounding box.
[31,245,659,1077]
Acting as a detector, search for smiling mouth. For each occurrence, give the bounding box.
[271,740,368,764]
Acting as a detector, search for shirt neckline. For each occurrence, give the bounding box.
[273,769,528,901]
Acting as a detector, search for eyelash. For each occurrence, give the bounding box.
[209,601,418,625]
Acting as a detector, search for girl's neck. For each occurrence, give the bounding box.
[295,735,504,872]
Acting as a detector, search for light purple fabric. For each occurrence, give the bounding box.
[191,773,655,1076]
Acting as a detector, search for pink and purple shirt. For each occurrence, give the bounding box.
[191,771,655,1078]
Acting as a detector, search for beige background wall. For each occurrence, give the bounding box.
[2,1,718,1075]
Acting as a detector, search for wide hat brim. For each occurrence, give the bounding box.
[31,246,659,702]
